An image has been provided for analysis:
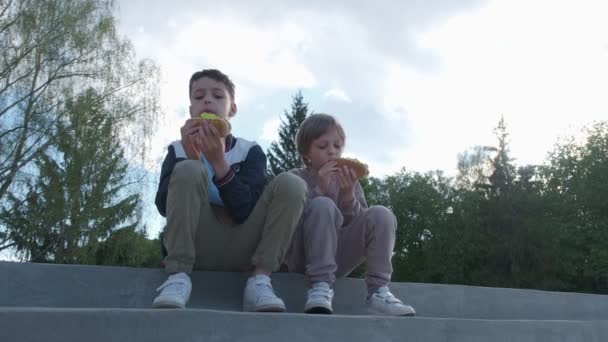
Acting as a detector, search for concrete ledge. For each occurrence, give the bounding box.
[2,261,608,320]
[1,308,607,342]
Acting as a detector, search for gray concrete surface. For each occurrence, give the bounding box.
[3,261,608,341]
[2,261,608,320]
[1,308,608,342]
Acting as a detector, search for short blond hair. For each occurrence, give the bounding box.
[296,113,346,166]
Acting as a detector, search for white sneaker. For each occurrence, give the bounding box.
[152,272,192,309]
[367,286,416,316]
[304,282,334,314]
[242,275,286,312]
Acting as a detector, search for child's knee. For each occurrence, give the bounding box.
[305,197,342,227]
[367,206,397,233]
[308,196,338,213]
[172,160,207,184]
[270,172,307,199]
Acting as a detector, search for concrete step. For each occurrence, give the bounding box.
[2,261,608,320]
[2,261,608,341]
[1,307,607,342]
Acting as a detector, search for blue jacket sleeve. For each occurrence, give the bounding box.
[214,145,267,223]
[155,146,184,217]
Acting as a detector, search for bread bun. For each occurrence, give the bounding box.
[200,112,231,137]
[335,157,369,179]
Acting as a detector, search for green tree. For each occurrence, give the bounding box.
[266,91,311,177]
[449,118,557,290]
[2,88,143,263]
[509,165,560,290]
[0,0,160,252]
[455,145,494,191]
[477,117,518,286]
[95,226,162,268]
[541,121,608,293]
[362,169,456,283]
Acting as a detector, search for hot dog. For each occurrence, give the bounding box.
[335,157,369,179]
[199,112,231,137]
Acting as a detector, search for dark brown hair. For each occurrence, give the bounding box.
[189,69,235,101]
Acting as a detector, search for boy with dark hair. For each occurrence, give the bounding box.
[153,69,307,312]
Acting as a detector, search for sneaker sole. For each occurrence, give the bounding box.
[256,305,286,313]
[152,299,186,309]
[243,304,286,312]
[304,306,333,314]
[367,307,416,317]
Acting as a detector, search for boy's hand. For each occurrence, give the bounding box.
[315,160,337,196]
[337,166,358,202]
[197,121,230,179]
[180,119,204,160]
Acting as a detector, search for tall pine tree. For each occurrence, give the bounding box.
[267,91,312,177]
[3,88,142,263]
[0,0,160,254]
[487,117,517,198]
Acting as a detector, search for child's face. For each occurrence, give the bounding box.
[189,77,236,120]
[304,126,344,171]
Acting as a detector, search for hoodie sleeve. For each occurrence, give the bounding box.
[213,144,267,223]
[338,180,368,226]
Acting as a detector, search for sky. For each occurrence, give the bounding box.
[114,0,608,237]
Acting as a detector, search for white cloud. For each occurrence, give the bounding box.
[380,0,608,174]
[131,0,607,175]
[171,16,316,91]
[260,117,281,142]
[324,88,351,103]
[167,17,177,28]
[115,0,608,235]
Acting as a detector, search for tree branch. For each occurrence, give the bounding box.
[0,241,17,253]
[0,0,17,34]
[0,43,37,85]
[0,46,42,201]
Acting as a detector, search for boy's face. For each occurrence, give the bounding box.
[189,77,236,120]
[304,126,344,171]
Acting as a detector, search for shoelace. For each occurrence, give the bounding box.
[255,282,278,300]
[376,288,404,304]
[308,286,333,300]
[157,278,187,293]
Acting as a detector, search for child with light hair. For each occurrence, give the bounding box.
[285,113,416,316]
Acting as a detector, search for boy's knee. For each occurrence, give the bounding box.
[172,160,207,184]
[270,172,307,198]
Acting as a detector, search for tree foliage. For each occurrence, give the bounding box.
[364,119,608,294]
[0,0,160,254]
[267,91,311,177]
[1,88,150,264]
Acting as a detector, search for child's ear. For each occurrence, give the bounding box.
[229,103,238,118]
[302,154,311,166]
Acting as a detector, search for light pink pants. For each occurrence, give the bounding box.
[284,196,397,292]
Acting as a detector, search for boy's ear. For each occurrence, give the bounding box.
[229,103,238,118]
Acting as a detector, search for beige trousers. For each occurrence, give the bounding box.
[163,160,307,274]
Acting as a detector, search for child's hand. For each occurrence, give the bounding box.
[315,160,337,196]
[180,119,203,160]
[197,121,225,163]
[337,166,358,202]
[197,121,230,179]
